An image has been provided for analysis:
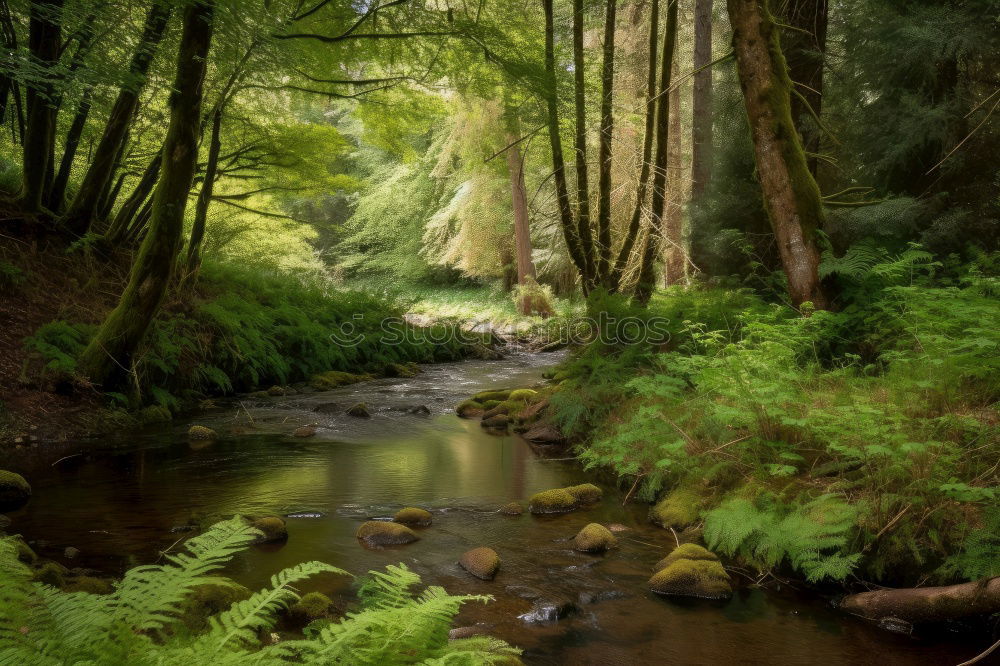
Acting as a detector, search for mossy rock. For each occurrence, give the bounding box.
[385,362,420,378]
[517,399,550,424]
[0,470,31,512]
[508,389,538,402]
[251,516,288,543]
[473,389,512,402]
[456,399,484,418]
[14,537,36,564]
[459,546,501,580]
[565,483,602,504]
[289,591,333,622]
[551,370,572,382]
[498,502,523,516]
[528,488,578,514]
[574,523,616,553]
[293,425,317,438]
[0,514,10,532]
[181,581,252,631]
[393,507,432,527]
[267,385,286,397]
[187,425,218,441]
[346,402,371,418]
[64,576,114,594]
[481,414,509,429]
[249,391,269,399]
[648,557,731,600]
[356,521,419,548]
[654,543,719,572]
[138,405,172,424]
[649,487,700,529]
[33,561,68,588]
[481,399,503,410]
[310,371,368,391]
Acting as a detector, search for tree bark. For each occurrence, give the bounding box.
[48,88,92,212]
[595,0,617,285]
[663,60,685,285]
[691,0,713,199]
[505,127,538,315]
[186,106,223,276]
[105,153,161,246]
[780,0,827,176]
[64,0,171,234]
[609,0,659,290]
[572,0,596,289]
[18,0,63,213]
[727,0,828,309]
[78,0,214,391]
[841,578,1000,625]
[634,0,678,305]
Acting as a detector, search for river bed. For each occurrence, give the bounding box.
[3,352,985,664]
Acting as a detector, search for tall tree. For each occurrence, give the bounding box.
[571,0,596,289]
[727,0,827,308]
[780,0,827,176]
[663,59,685,285]
[595,0,617,284]
[185,106,222,275]
[690,0,713,199]
[64,0,172,234]
[504,118,538,315]
[79,0,215,390]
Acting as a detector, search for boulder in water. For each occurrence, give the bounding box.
[393,507,432,527]
[187,425,217,441]
[0,471,31,512]
[481,414,509,430]
[472,389,512,402]
[313,402,340,414]
[346,403,371,418]
[63,546,80,560]
[288,591,334,623]
[459,547,501,580]
[356,520,419,548]
[498,502,523,516]
[310,371,369,391]
[456,399,484,418]
[648,544,731,599]
[528,488,578,514]
[292,425,317,438]
[565,483,602,504]
[406,405,431,415]
[522,423,564,445]
[251,516,288,543]
[518,598,577,624]
[267,386,286,397]
[653,543,718,572]
[574,523,616,553]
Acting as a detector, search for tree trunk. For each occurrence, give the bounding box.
[595,0,617,285]
[691,0,713,199]
[505,128,538,315]
[105,153,161,246]
[572,0,596,289]
[634,0,678,304]
[663,60,685,286]
[48,88,92,211]
[610,0,659,290]
[186,106,223,276]
[78,0,214,391]
[726,0,828,309]
[841,578,1000,625]
[542,0,588,287]
[18,0,63,213]
[780,0,827,176]
[64,0,171,234]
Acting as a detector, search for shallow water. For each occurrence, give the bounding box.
[4,353,987,664]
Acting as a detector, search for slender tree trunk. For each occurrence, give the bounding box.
[727,0,827,309]
[78,0,214,391]
[611,0,659,290]
[105,153,161,246]
[595,0,617,285]
[691,0,713,199]
[663,60,685,285]
[18,0,63,213]
[634,0,678,304]
[505,127,538,315]
[186,106,223,276]
[571,0,596,289]
[48,88,92,211]
[780,0,827,176]
[542,0,588,288]
[64,0,171,234]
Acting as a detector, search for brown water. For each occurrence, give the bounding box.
[3,353,987,664]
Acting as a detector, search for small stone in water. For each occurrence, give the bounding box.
[64,546,80,559]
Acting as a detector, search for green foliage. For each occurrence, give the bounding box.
[0,261,24,289]
[0,518,518,664]
[23,321,95,377]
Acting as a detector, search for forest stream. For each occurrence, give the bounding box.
[3,353,986,665]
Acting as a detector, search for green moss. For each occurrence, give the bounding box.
[654,543,719,572]
[649,487,701,529]
[528,488,578,514]
[648,557,731,599]
[64,576,114,594]
[498,502,523,516]
[0,470,31,512]
[251,516,288,543]
[508,389,538,402]
[574,523,616,553]
[138,405,171,424]
[181,581,252,631]
[310,371,368,391]
[458,546,501,580]
[385,362,420,378]
[565,483,603,504]
[356,520,419,547]
[455,399,484,417]
[267,385,286,396]
[393,507,432,527]
[473,389,512,402]
[32,561,68,588]
[14,538,36,564]
[289,591,333,621]
[481,399,502,410]
[187,425,217,440]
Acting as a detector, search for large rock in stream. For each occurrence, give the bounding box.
[0,471,31,512]
[648,543,731,600]
[356,520,419,548]
[459,547,501,580]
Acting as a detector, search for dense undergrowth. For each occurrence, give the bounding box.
[550,250,1000,586]
[0,517,519,664]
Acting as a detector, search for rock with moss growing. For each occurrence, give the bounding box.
[565,483,603,505]
[64,576,114,594]
[310,371,368,391]
[459,547,501,580]
[0,470,31,512]
[267,385,286,397]
[507,389,538,402]
[14,538,36,564]
[456,399,485,418]
[33,561,68,588]
[187,425,218,441]
[648,487,700,529]
[356,520,419,548]
[292,425,317,438]
[648,547,731,599]
[251,516,288,543]
[385,362,420,378]
[288,591,333,622]
[481,399,503,410]
[653,543,719,572]
[574,523,617,553]
[498,502,523,516]
[522,423,565,444]
[473,389,512,402]
[528,488,578,514]
[181,581,252,631]
[481,414,510,430]
[346,403,371,418]
[138,405,172,424]
[0,514,10,531]
[517,398,550,424]
[393,507,432,527]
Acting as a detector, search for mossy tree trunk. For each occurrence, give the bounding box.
[78,0,214,391]
[691,0,714,200]
[185,106,222,276]
[595,0,617,285]
[727,0,828,309]
[504,121,538,315]
[18,0,63,214]
[571,0,596,290]
[64,0,171,235]
[105,153,161,246]
[663,59,685,286]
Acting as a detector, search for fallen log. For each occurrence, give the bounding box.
[841,577,1000,624]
